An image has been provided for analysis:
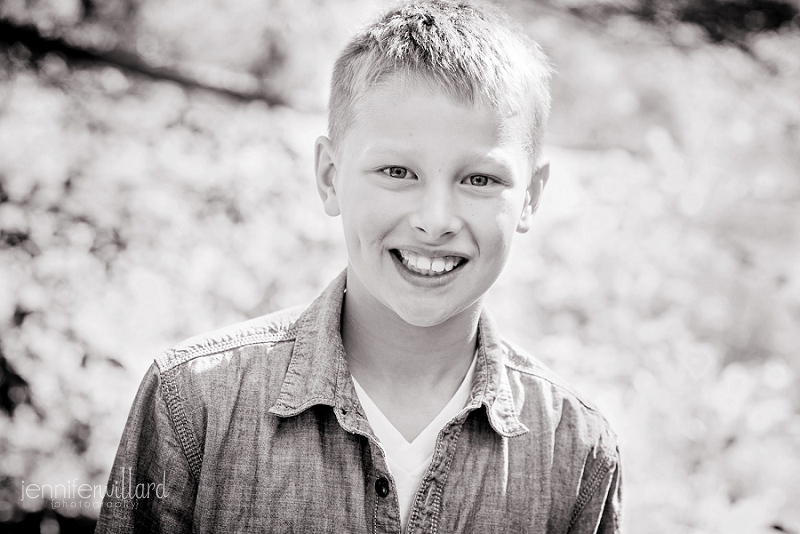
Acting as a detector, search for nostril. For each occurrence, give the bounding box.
[409,200,462,238]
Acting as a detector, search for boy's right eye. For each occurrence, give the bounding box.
[382,166,414,179]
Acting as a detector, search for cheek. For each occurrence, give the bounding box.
[339,197,394,252]
[478,197,523,253]
[337,182,370,230]
[347,187,405,231]
[491,193,526,227]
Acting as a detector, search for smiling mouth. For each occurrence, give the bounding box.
[391,249,467,277]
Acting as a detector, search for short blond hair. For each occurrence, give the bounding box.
[328,0,552,160]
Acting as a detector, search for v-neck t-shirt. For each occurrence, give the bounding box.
[351,354,477,532]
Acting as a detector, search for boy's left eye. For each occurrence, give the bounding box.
[463,175,493,186]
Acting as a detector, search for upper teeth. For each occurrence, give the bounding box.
[397,250,464,274]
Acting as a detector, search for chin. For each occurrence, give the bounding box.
[391,301,463,328]
[397,314,446,328]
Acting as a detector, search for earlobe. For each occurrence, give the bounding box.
[315,136,341,217]
[516,161,550,234]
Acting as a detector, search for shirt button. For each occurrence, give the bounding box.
[375,477,390,498]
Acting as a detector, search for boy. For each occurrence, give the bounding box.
[97,1,622,532]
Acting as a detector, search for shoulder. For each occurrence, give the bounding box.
[139,305,309,457]
[154,304,305,373]
[500,337,618,456]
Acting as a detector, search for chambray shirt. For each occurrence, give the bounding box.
[96,271,622,533]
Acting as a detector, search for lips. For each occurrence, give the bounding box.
[391,249,467,277]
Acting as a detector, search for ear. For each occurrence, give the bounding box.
[315,136,341,217]
[516,161,550,234]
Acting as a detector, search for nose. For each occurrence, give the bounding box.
[408,182,463,240]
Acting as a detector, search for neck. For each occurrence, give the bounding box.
[341,268,480,390]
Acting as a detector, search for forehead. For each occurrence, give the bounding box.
[342,76,531,162]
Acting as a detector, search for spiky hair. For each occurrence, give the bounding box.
[328,0,552,159]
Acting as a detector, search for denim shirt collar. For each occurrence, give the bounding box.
[268,270,529,438]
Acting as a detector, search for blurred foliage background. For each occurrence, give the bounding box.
[1,0,799,532]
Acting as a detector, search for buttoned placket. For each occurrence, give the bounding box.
[335,389,477,534]
[332,345,404,534]
[334,399,401,533]
[332,347,503,534]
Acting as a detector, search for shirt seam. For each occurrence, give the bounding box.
[158,367,204,482]
[567,453,615,531]
[503,357,609,420]
[155,329,298,372]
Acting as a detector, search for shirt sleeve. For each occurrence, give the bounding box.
[568,444,623,534]
[95,362,198,533]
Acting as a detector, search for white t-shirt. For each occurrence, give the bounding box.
[351,354,477,532]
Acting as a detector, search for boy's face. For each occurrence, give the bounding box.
[315,78,548,328]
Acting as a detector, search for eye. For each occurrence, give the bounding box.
[464,175,493,187]
[382,166,414,179]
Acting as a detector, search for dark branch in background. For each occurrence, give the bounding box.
[0,19,286,106]
[540,0,799,50]
[674,0,797,42]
